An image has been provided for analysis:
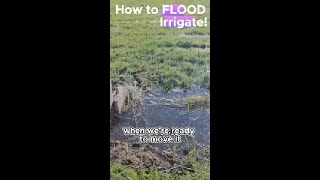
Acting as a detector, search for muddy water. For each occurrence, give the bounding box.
[110,86,210,154]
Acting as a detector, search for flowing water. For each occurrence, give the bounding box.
[110,86,210,155]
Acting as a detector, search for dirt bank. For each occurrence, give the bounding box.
[110,140,209,175]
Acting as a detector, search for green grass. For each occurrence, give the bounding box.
[110,149,210,180]
[186,95,210,109]
[111,0,210,91]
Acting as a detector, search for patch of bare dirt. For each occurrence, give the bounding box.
[110,140,196,175]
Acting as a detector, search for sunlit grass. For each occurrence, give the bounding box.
[110,0,210,91]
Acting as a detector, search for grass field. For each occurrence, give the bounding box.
[110,0,210,91]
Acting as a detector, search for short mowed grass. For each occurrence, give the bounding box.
[110,0,210,91]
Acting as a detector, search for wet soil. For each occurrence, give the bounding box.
[110,86,210,172]
[110,140,209,174]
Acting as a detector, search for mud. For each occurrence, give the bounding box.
[110,140,209,174]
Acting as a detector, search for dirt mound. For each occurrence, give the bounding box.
[110,140,194,174]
